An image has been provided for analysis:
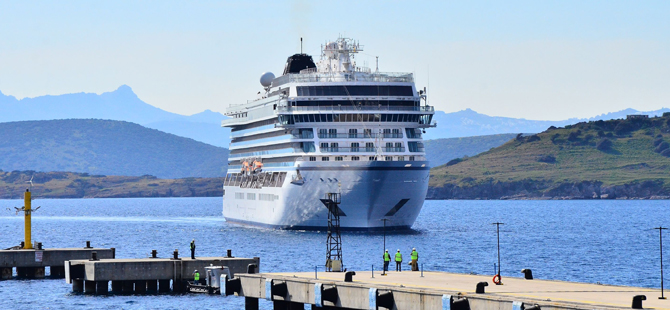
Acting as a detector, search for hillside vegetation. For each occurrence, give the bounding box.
[429,114,670,199]
[0,170,223,199]
[424,134,517,167]
[0,119,228,179]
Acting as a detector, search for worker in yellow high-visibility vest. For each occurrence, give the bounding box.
[193,269,200,285]
[410,248,419,271]
[395,249,403,272]
[382,250,391,273]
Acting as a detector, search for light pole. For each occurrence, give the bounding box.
[492,222,504,285]
[381,218,390,275]
[655,226,667,299]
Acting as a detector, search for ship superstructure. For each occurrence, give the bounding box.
[221,37,435,230]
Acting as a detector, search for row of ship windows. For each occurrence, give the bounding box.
[234,192,279,201]
[294,128,422,139]
[309,156,416,162]
[300,141,424,153]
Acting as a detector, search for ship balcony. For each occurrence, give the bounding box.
[317,133,403,139]
[320,147,407,153]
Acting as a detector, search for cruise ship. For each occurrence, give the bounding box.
[221,37,435,230]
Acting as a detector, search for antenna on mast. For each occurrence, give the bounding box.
[300,37,303,54]
[375,56,379,73]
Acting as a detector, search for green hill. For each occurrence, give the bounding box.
[424,134,517,167]
[429,114,670,199]
[0,170,222,199]
[0,119,228,179]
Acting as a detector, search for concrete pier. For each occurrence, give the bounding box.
[66,256,260,294]
[228,271,669,310]
[0,246,115,279]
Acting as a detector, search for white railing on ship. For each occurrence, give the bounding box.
[277,106,434,112]
[271,72,413,87]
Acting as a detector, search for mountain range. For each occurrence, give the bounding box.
[1,86,668,145]
[424,108,670,139]
[0,86,231,147]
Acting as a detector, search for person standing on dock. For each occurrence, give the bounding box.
[395,249,403,272]
[383,250,391,273]
[190,239,196,259]
[410,248,419,271]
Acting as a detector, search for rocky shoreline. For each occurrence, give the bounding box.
[426,179,670,200]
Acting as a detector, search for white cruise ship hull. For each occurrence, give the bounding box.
[222,161,429,230]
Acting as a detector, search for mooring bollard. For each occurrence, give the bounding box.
[85,241,91,248]
[172,249,179,260]
[90,251,98,261]
[151,250,157,258]
[36,242,43,250]
[227,249,232,258]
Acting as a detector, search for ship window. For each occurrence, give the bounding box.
[328,129,337,137]
[235,192,244,199]
[335,156,343,161]
[309,156,316,161]
[320,142,328,148]
[398,156,405,161]
[365,142,374,152]
[364,129,372,137]
[301,142,315,153]
[349,128,357,138]
[351,143,359,152]
[352,156,360,161]
[369,156,376,161]
[322,157,330,161]
[385,156,393,161]
[409,156,415,161]
[297,86,413,97]
[247,193,256,200]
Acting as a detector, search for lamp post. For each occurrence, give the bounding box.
[655,226,667,299]
[492,222,504,284]
[381,218,390,275]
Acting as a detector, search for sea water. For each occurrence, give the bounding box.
[0,198,667,309]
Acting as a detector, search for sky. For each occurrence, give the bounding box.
[0,0,668,120]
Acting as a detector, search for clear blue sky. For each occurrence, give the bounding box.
[0,1,668,120]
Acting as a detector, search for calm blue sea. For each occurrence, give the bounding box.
[0,198,667,309]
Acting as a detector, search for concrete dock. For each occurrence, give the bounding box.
[230,271,668,310]
[66,254,260,294]
[0,244,115,279]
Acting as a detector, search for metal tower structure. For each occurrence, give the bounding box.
[320,192,345,272]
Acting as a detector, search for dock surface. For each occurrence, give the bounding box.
[234,271,668,310]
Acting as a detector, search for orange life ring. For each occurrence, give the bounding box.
[492,274,501,285]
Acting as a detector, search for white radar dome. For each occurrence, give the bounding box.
[260,72,275,87]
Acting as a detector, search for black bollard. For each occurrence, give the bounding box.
[344,271,356,282]
[172,249,180,260]
[151,250,157,258]
[85,241,91,248]
[227,249,232,258]
[521,269,533,280]
[632,295,646,309]
[90,251,98,261]
[476,281,488,294]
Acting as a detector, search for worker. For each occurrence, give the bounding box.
[193,269,200,285]
[395,249,403,272]
[382,249,391,273]
[410,248,419,271]
[190,239,196,259]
